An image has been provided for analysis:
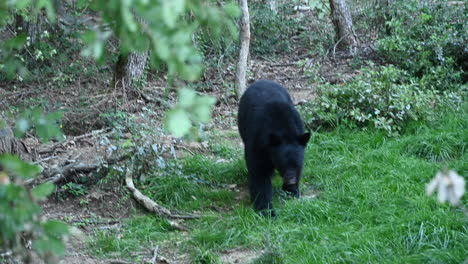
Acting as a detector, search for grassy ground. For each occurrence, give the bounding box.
[90,107,467,263]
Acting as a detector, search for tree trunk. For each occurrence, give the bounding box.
[114,50,149,97]
[0,127,29,161]
[14,1,65,47]
[114,13,149,98]
[15,11,44,45]
[236,0,251,99]
[329,0,357,49]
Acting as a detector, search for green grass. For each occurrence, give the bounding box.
[90,109,467,263]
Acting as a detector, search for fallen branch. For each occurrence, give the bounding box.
[125,164,201,219]
[25,153,130,186]
[106,260,131,264]
[37,128,111,154]
[150,245,159,264]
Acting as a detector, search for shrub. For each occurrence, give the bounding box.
[377,0,467,83]
[301,65,463,136]
[249,3,301,55]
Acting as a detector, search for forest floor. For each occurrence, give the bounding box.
[1,41,466,263]
[1,47,366,264]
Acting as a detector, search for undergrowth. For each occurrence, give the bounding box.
[301,64,465,136]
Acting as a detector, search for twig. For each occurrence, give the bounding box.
[176,145,195,156]
[71,128,112,141]
[106,260,131,264]
[67,219,121,226]
[95,224,121,230]
[150,245,159,264]
[33,155,59,164]
[277,76,311,81]
[269,63,297,67]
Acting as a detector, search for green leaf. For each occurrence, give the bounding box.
[0,154,41,179]
[165,108,191,137]
[15,0,32,9]
[81,30,96,43]
[178,88,196,108]
[162,0,185,28]
[192,96,216,123]
[121,5,137,32]
[154,36,170,60]
[32,183,55,200]
[37,0,56,21]
[81,30,109,60]
[43,220,69,238]
[4,34,27,50]
[15,118,29,135]
[33,237,66,256]
[76,0,88,9]
[223,2,241,18]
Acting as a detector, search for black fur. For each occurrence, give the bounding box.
[238,80,310,216]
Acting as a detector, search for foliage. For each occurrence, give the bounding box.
[14,108,64,142]
[61,182,88,197]
[80,0,239,82]
[0,0,56,80]
[302,65,464,135]
[308,0,328,20]
[195,0,240,64]
[0,109,68,263]
[0,156,68,264]
[1,1,239,138]
[303,0,467,136]
[377,0,467,82]
[165,88,216,137]
[249,2,300,55]
[82,0,238,138]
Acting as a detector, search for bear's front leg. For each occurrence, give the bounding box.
[249,175,274,216]
[246,157,275,216]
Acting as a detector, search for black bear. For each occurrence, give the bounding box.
[238,80,310,216]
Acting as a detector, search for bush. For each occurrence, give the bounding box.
[302,65,463,136]
[249,3,300,55]
[377,0,467,83]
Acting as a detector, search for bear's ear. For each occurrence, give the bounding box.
[298,132,311,145]
[268,133,282,147]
